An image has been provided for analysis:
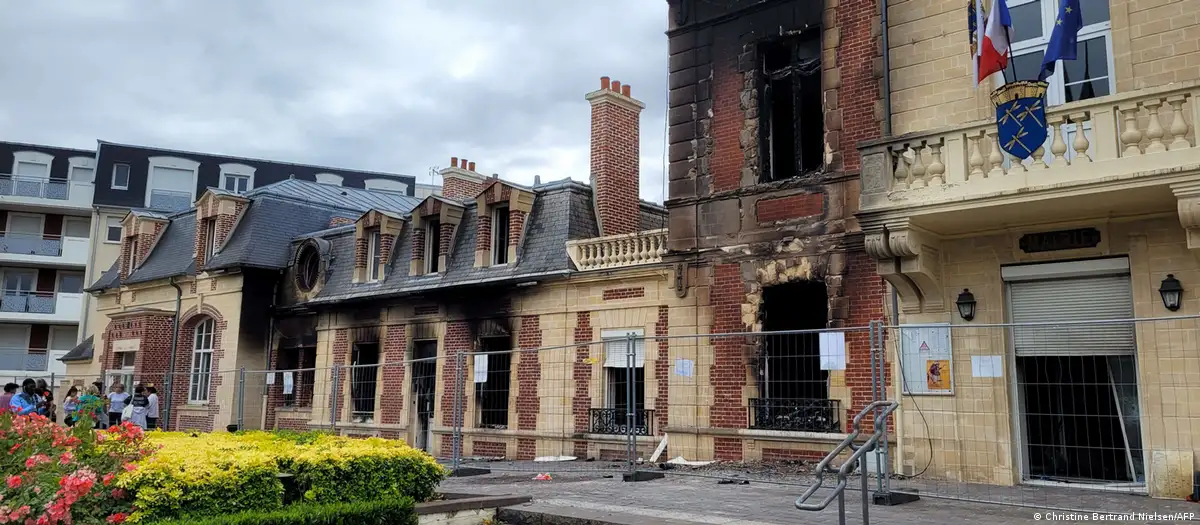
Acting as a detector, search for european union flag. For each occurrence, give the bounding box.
[1039,0,1083,80]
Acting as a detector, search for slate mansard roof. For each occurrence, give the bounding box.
[87,177,666,305]
[87,179,423,291]
[296,179,666,304]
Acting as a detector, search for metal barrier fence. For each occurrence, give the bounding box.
[882,315,1200,514]
[14,315,1200,521]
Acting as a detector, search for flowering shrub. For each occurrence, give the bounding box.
[120,431,445,523]
[0,411,155,524]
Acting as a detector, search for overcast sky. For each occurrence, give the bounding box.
[0,1,670,201]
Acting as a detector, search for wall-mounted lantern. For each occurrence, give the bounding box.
[1159,274,1183,312]
[955,288,977,321]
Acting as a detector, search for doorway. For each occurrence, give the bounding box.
[411,340,438,452]
[1005,258,1144,487]
[754,280,837,432]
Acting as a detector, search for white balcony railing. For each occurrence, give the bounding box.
[0,233,89,266]
[0,292,83,323]
[566,228,667,271]
[149,189,192,212]
[860,82,1200,211]
[0,175,93,210]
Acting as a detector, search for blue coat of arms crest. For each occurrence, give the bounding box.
[990,81,1049,160]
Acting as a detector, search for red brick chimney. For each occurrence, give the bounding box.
[439,156,486,201]
[586,76,645,237]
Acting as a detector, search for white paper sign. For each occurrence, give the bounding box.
[282,372,294,395]
[265,372,276,385]
[673,358,694,377]
[971,355,1004,378]
[473,354,489,383]
[819,332,847,371]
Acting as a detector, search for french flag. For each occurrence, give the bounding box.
[976,0,1014,84]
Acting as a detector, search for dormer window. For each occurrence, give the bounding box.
[426,219,441,274]
[492,205,510,265]
[203,219,217,262]
[367,231,382,281]
[223,174,250,194]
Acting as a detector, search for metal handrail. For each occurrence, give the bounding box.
[0,174,73,200]
[795,400,898,514]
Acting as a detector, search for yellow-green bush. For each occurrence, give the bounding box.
[120,431,446,523]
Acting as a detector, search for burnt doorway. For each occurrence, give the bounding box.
[411,340,438,452]
[753,280,837,433]
[475,336,513,429]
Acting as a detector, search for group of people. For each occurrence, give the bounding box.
[1,379,160,430]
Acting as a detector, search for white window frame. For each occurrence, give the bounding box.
[11,151,53,179]
[1006,0,1114,107]
[491,205,511,266]
[601,328,646,410]
[219,163,256,195]
[7,212,44,236]
[67,156,95,182]
[189,318,216,403]
[63,217,89,239]
[56,271,85,294]
[367,231,382,281]
[364,178,409,195]
[424,221,441,274]
[111,164,131,190]
[204,219,217,262]
[145,156,200,207]
[104,217,123,243]
[314,173,344,186]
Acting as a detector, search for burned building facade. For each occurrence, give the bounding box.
[663,0,891,461]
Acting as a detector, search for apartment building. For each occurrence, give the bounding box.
[855,0,1200,499]
[0,142,97,381]
[64,141,421,383]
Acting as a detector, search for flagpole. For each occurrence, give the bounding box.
[1006,48,1017,83]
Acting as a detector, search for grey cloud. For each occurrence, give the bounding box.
[0,0,669,201]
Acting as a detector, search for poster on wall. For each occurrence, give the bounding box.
[899,324,953,395]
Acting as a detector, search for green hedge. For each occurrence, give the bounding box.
[148,497,417,525]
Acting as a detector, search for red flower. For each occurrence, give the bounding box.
[102,473,115,487]
[6,444,18,455]
[106,513,127,524]
[4,476,20,490]
[121,463,137,473]
[57,452,73,465]
[23,455,50,469]
[109,488,126,500]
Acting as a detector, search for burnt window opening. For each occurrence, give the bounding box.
[752,280,839,432]
[426,219,442,274]
[278,346,316,407]
[411,340,439,441]
[759,31,823,183]
[204,219,217,263]
[492,205,511,265]
[367,231,383,281]
[349,342,380,423]
[475,336,512,429]
[296,244,320,292]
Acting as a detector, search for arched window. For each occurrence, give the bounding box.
[189,318,216,403]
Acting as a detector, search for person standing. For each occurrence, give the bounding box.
[9,379,39,415]
[127,385,149,429]
[77,385,104,429]
[0,383,17,412]
[106,383,130,428]
[62,386,80,427]
[146,386,160,429]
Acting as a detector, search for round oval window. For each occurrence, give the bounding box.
[296,244,321,292]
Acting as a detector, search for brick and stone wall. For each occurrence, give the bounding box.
[379,324,407,425]
[571,311,593,457]
[587,77,645,237]
[515,315,541,460]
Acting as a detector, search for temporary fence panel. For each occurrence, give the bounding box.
[884,316,1200,516]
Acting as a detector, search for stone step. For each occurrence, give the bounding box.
[497,501,717,525]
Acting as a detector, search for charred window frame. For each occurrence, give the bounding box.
[425,219,442,274]
[759,30,823,183]
[475,336,512,429]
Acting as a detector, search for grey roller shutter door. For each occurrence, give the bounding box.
[1009,275,1135,356]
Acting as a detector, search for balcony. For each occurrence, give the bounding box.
[749,398,841,433]
[0,175,93,211]
[588,407,654,436]
[858,82,1200,235]
[566,229,667,271]
[0,292,83,323]
[149,189,192,212]
[0,233,89,267]
[0,348,68,376]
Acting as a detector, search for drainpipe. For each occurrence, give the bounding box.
[164,276,183,430]
[880,0,898,326]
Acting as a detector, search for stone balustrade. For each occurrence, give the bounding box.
[859,82,1200,211]
[566,229,667,271]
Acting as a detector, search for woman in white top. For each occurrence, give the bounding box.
[106,383,130,428]
[146,386,160,429]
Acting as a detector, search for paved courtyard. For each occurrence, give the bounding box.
[441,460,1200,524]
